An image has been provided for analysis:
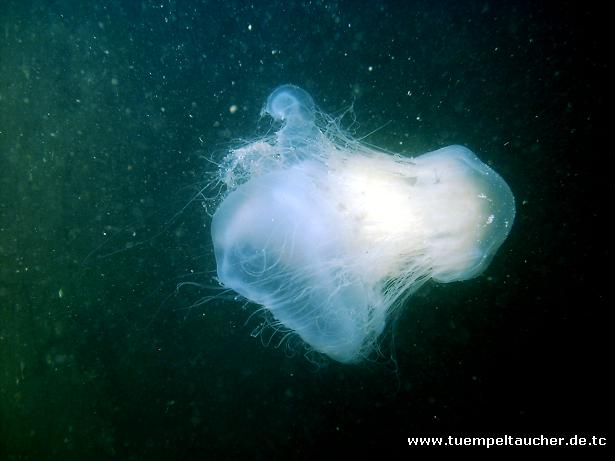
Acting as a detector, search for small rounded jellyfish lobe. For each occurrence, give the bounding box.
[211,84,516,364]
[264,84,315,126]
[263,85,319,153]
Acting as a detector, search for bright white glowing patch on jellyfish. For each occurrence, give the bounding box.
[210,84,516,363]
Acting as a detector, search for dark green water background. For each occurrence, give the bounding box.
[0,0,608,458]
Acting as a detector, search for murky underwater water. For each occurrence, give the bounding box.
[0,1,608,458]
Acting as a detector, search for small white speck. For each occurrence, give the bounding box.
[486,214,494,224]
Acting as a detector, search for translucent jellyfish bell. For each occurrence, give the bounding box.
[211,84,515,363]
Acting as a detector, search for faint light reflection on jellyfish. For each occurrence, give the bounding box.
[210,84,515,363]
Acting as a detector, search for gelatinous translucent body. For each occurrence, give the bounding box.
[211,84,515,363]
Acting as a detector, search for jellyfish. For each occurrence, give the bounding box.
[211,84,515,363]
